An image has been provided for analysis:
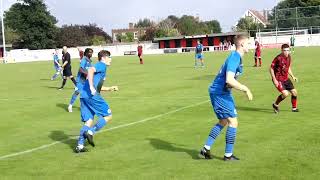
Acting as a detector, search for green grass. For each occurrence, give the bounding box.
[0,47,319,180]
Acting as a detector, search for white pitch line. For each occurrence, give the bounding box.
[0,100,209,160]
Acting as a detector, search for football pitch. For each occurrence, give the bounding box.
[0,47,319,180]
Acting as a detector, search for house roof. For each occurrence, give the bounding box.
[248,9,268,25]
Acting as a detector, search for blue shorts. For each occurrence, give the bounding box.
[209,93,237,120]
[195,53,203,60]
[80,94,112,122]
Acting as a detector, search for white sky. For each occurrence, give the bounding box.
[3,0,278,33]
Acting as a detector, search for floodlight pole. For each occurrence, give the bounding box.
[1,0,6,59]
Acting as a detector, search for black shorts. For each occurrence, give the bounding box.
[278,79,295,92]
[290,43,295,47]
[63,68,73,77]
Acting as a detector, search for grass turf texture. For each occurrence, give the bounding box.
[0,47,319,180]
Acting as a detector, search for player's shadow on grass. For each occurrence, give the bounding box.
[49,131,78,151]
[39,78,52,81]
[188,75,215,81]
[237,106,290,113]
[56,103,80,112]
[42,85,74,90]
[147,138,223,161]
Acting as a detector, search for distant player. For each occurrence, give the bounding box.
[51,49,63,80]
[67,48,94,113]
[137,43,143,64]
[290,35,295,53]
[254,39,262,67]
[271,44,299,113]
[78,47,84,62]
[195,40,204,68]
[199,34,253,161]
[58,46,77,90]
[75,50,118,153]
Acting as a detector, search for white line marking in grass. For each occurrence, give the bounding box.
[0,100,209,160]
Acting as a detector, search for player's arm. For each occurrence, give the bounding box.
[270,59,279,87]
[288,67,298,82]
[101,86,119,92]
[226,72,253,100]
[88,67,97,95]
[54,59,61,67]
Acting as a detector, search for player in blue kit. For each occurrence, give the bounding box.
[75,50,118,153]
[51,49,62,80]
[67,48,93,113]
[195,40,205,68]
[199,34,253,161]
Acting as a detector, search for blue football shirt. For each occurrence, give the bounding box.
[81,61,107,98]
[209,51,243,95]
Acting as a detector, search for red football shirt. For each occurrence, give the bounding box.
[79,50,84,59]
[255,42,261,52]
[271,54,291,82]
[137,46,143,54]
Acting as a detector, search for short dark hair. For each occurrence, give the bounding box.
[98,50,111,60]
[281,44,290,49]
[84,48,93,56]
[234,34,249,47]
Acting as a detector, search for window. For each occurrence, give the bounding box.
[134,32,138,40]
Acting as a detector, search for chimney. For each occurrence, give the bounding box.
[129,23,134,29]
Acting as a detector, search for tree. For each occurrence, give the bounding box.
[56,25,89,47]
[81,24,112,44]
[0,24,20,45]
[4,0,58,49]
[204,20,222,33]
[235,17,264,37]
[139,27,157,41]
[268,0,320,28]
[134,18,154,28]
[116,32,134,42]
[91,35,107,46]
[176,15,199,35]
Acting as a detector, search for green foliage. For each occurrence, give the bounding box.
[125,32,134,42]
[91,35,107,46]
[116,32,134,42]
[236,16,265,36]
[134,18,155,28]
[4,0,58,49]
[56,25,89,47]
[268,0,320,28]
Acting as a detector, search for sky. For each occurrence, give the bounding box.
[2,0,278,34]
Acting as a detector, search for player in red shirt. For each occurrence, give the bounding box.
[137,43,143,64]
[270,44,299,113]
[254,39,262,67]
[78,47,84,62]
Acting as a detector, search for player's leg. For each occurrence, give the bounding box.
[259,57,262,67]
[85,95,113,146]
[290,89,299,112]
[194,55,199,68]
[68,89,80,112]
[75,99,95,153]
[273,90,290,113]
[200,94,233,159]
[224,117,239,161]
[59,76,67,90]
[69,75,77,87]
[254,52,257,67]
[200,55,205,68]
[51,67,60,80]
[139,55,144,64]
